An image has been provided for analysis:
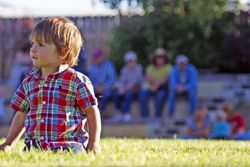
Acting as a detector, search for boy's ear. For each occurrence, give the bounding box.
[58,49,69,60]
[59,54,67,60]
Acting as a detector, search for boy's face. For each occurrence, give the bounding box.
[30,38,61,68]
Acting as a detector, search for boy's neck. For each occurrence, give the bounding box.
[41,64,69,79]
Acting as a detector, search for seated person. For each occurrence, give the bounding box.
[139,48,172,119]
[88,49,117,113]
[183,105,211,139]
[222,102,246,138]
[168,54,198,119]
[113,51,143,122]
[209,110,231,139]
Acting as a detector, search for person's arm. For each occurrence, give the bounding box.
[187,65,198,91]
[169,66,177,90]
[0,111,26,151]
[104,61,117,90]
[145,66,154,85]
[235,115,246,135]
[85,105,101,154]
[116,67,126,92]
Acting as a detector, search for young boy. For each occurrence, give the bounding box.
[0,17,101,154]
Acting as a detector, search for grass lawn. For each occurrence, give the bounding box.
[0,138,249,167]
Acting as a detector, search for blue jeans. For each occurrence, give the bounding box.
[234,131,250,140]
[24,140,86,154]
[167,89,197,118]
[115,91,138,114]
[98,90,116,112]
[139,89,167,118]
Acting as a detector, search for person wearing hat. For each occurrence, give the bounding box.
[88,49,117,113]
[139,48,172,120]
[111,51,143,122]
[168,54,198,120]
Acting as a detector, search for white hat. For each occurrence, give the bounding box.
[175,54,189,64]
[154,48,167,57]
[124,51,137,62]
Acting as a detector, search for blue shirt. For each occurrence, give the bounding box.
[169,64,198,91]
[211,122,231,138]
[88,59,117,90]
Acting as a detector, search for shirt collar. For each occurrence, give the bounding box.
[30,65,70,80]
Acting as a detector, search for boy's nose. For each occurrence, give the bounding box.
[30,46,36,53]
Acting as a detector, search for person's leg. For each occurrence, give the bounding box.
[154,90,167,118]
[167,90,176,119]
[188,89,197,116]
[98,90,113,112]
[121,91,136,114]
[113,90,122,111]
[139,89,151,118]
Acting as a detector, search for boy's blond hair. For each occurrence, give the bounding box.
[30,17,83,67]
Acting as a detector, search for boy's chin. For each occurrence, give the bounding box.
[31,61,41,67]
[32,63,39,67]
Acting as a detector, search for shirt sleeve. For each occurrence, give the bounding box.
[76,76,98,111]
[10,82,30,113]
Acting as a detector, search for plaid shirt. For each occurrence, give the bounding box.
[10,67,98,149]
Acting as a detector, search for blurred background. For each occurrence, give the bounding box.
[0,0,250,140]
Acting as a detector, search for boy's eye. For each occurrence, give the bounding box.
[38,43,44,47]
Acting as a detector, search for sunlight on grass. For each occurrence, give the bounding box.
[0,138,250,167]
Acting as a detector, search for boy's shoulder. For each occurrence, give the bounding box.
[68,68,92,85]
[22,67,41,83]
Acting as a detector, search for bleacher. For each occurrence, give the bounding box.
[102,74,250,138]
[1,74,250,138]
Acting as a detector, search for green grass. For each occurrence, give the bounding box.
[0,138,250,167]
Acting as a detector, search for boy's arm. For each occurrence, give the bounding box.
[85,105,101,154]
[0,111,26,151]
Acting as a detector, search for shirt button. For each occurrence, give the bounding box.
[44,83,48,87]
[42,101,46,105]
[40,136,44,140]
[41,119,44,123]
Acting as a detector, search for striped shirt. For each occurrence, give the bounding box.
[10,67,98,149]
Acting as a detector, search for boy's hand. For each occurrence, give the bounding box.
[0,143,12,151]
[87,141,101,154]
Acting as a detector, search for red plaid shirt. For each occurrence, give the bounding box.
[10,67,98,149]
